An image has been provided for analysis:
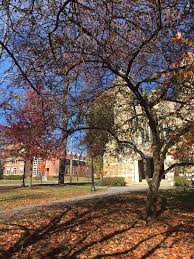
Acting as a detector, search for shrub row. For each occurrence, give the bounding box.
[0,175,23,180]
[97,177,126,186]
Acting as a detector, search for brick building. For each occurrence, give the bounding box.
[1,146,89,178]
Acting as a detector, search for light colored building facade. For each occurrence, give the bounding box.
[103,78,191,186]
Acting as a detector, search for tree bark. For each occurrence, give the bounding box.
[58,141,67,184]
[58,80,69,185]
[29,160,33,188]
[58,159,65,184]
[146,158,167,219]
[21,160,26,187]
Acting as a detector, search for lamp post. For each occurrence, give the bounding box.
[69,153,73,183]
[91,156,96,191]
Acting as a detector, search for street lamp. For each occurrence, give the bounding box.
[91,156,96,191]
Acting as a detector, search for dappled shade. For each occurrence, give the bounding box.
[0,190,193,258]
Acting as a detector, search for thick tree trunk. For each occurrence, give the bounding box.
[146,186,167,219]
[146,159,167,219]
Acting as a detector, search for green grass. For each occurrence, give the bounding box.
[0,175,93,185]
[0,185,104,211]
[64,175,92,182]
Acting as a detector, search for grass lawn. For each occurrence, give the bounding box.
[0,189,193,258]
[0,176,92,185]
[0,185,103,211]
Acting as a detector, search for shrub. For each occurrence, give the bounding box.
[175,175,192,188]
[1,175,23,180]
[47,176,58,181]
[98,177,126,186]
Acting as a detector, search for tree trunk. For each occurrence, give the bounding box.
[146,159,167,219]
[29,160,33,188]
[21,160,26,187]
[58,159,65,184]
[29,170,32,188]
[58,142,67,184]
[58,81,69,185]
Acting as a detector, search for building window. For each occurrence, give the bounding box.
[12,168,17,175]
[6,169,10,175]
[33,158,39,176]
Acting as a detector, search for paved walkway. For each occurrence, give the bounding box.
[0,185,175,220]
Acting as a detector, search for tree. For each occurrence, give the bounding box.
[0,88,59,186]
[84,92,114,155]
[83,91,114,181]
[0,0,193,218]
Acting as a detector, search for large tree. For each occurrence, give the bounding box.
[0,0,193,217]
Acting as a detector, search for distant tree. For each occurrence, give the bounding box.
[84,92,115,157]
[82,92,114,184]
[0,88,59,186]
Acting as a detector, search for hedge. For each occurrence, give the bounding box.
[97,177,126,186]
[175,175,192,187]
[0,175,23,180]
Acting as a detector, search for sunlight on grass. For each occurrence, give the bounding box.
[0,185,104,211]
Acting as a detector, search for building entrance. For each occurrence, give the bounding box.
[138,158,165,182]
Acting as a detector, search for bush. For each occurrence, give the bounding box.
[47,176,58,181]
[175,175,192,187]
[97,177,126,186]
[1,175,23,180]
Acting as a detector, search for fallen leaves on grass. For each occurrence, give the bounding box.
[0,186,94,211]
[0,191,193,258]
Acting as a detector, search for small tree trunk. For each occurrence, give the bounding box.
[21,161,26,187]
[29,160,33,188]
[58,81,68,184]
[59,159,65,184]
[58,138,67,184]
[29,170,32,188]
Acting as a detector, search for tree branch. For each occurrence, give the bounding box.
[161,161,194,178]
[0,40,41,96]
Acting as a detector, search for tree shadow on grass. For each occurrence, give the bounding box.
[164,189,194,211]
[0,192,193,258]
[93,223,194,258]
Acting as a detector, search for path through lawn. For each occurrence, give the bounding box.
[0,189,193,258]
[0,185,102,211]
